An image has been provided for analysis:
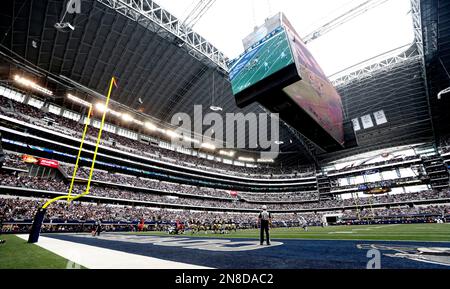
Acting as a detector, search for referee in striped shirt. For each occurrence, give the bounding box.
[258,205,272,245]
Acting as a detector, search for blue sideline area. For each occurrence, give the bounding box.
[45,234,450,269]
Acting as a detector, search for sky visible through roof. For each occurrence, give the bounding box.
[156,0,414,76]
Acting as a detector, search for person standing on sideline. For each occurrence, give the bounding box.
[258,205,272,245]
[95,220,102,236]
[0,209,6,244]
[295,213,308,231]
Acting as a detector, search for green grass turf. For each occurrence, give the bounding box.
[129,224,450,243]
[0,224,448,269]
[0,235,85,269]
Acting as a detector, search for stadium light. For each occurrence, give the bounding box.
[145,122,157,131]
[108,109,122,118]
[74,95,163,135]
[210,106,223,112]
[156,127,167,134]
[95,102,107,112]
[133,119,144,126]
[80,94,209,148]
[238,156,255,162]
[257,158,274,163]
[438,87,450,100]
[201,143,216,150]
[121,113,133,122]
[96,102,124,118]
[183,136,200,144]
[67,94,91,107]
[162,130,201,144]
[14,75,53,96]
[54,22,74,33]
[166,130,180,139]
[219,150,235,157]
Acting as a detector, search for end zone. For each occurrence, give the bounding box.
[16,234,211,269]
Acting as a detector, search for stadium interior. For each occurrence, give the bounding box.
[0,0,449,271]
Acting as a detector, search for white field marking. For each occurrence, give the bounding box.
[74,234,283,252]
[413,225,450,229]
[16,235,212,269]
[353,227,384,231]
[329,224,401,234]
[326,232,450,238]
[375,224,401,228]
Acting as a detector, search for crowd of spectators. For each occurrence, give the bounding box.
[1,196,448,234]
[1,94,314,179]
[0,171,318,210]
[238,191,319,203]
[440,135,450,154]
[0,96,44,120]
[0,196,321,224]
[342,205,450,219]
[329,177,421,191]
[307,190,450,209]
[5,150,445,208]
[349,190,450,205]
[2,170,449,212]
[325,156,419,175]
[2,96,450,228]
[0,95,12,111]
[2,94,448,183]
[62,164,318,203]
[2,154,28,170]
[62,165,230,197]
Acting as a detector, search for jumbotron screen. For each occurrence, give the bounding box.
[230,14,345,146]
[282,19,345,145]
[229,27,295,95]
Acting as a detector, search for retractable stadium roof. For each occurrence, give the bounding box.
[0,0,445,167]
[0,0,316,166]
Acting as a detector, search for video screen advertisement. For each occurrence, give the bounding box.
[281,16,345,145]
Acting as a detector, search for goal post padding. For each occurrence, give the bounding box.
[28,208,47,243]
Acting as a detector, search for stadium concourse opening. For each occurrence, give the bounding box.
[0,0,449,280]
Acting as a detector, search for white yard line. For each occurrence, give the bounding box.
[16,235,212,269]
[329,224,401,234]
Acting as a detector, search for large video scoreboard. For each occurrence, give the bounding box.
[230,13,351,151]
[230,27,295,95]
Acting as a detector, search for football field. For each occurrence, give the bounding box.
[132,223,450,242]
[1,224,449,269]
[0,235,85,269]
